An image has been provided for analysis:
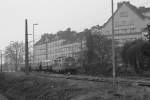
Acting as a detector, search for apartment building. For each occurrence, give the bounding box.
[33,39,86,65]
[34,1,150,66]
[101,1,150,46]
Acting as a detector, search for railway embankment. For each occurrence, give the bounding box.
[1,72,150,100]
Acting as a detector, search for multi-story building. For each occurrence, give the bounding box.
[34,1,150,66]
[101,1,150,46]
[34,38,86,65]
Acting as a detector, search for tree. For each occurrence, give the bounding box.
[121,39,150,74]
[144,24,150,42]
[141,42,150,57]
[85,29,95,64]
[121,41,133,69]
[81,29,112,75]
[57,28,77,42]
[92,34,112,66]
[4,41,25,71]
[35,28,78,45]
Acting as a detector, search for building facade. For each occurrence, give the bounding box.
[33,1,150,66]
[101,1,150,46]
[33,39,86,65]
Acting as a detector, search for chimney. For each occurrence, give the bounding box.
[117,2,122,8]
[117,1,130,8]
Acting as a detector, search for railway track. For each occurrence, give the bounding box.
[32,72,150,87]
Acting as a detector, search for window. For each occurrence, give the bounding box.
[115,21,119,27]
[120,21,127,26]
[114,29,119,34]
[130,20,134,26]
[123,29,128,33]
[122,29,128,33]
[106,31,110,35]
[130,28,136,33]
[120,11,128,17]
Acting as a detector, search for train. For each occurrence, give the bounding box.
[20,56,81,74]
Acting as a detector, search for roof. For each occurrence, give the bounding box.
[102,1,150,28]
[34,31,86,46]
[127,3,145,19]
[139,7,150,13]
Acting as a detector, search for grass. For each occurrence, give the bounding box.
[1,72,150,100]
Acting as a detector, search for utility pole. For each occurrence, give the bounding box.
[111,0,116,85]
[25,19,29,75]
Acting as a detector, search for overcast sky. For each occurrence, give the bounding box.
[0,0,149,49]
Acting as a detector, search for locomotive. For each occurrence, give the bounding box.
[52,56,78,74]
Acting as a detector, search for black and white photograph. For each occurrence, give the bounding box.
[0,0,150,100]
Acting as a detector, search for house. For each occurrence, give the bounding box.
[101,1,150,46]
[33,33,86,65]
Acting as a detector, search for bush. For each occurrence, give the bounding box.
[83,63,112,76]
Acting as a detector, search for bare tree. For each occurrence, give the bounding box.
[4,41,25,71]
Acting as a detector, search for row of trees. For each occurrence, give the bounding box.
[120,25,150,75]
[121,39,150,74]
[36,28,79,45]
[80,27,150,76]
[4,41,32,71]
[78,29,113,76]
[4,25,150,76]
[3,26,105,72]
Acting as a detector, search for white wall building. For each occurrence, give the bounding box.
[34,39,86,64]
[101,1,150,46]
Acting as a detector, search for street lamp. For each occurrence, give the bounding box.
[33,23,38,64]
[33,23,38,45]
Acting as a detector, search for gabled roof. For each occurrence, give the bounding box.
[102,1,150,28]
[102,3,122,28]
[138,7,150,19]
[127,3,145,19]
[139,7,150,13]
